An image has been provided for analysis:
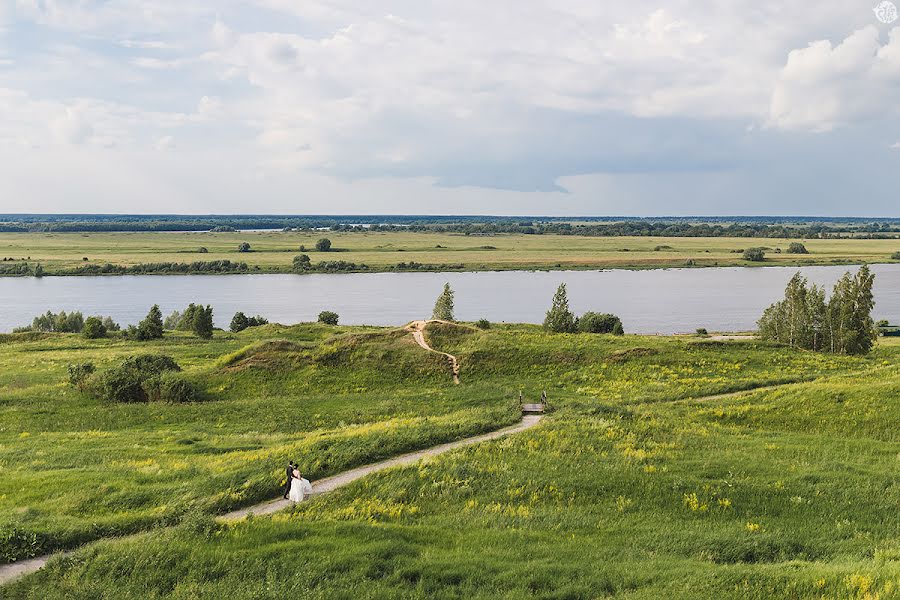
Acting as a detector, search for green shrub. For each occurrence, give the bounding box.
[743,248,766,262]
[82,316,107,339]
[67,362,95,391]
[143,372,198,403]
[292,254,311,272]
[696,328,709,336]
[97,354,182,403]
[316,238,332,252]
[578,312,624,335]
[238,242,251,252]
[318,311,339,325]
[787,242,809,254]
[892,251,900,260]
[475,319,491,329]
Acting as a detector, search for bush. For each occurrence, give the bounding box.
[316,238,332,252]
[318,311,339,325]
[292,254,311,272]
[743,248,766,262]
[696,328,709,336]
[82,316,107,339]
[787,242,809,254]
[198,247,208,253]
[143,372,198,403]
[96,354,181,403]
[67,362,95,391]
[578,312,624,335]
[230,312,250,333]
[475,319,491,329]
[892,251,900,260]
[238,242,251,252]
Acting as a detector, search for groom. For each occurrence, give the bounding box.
[283,460,295,499]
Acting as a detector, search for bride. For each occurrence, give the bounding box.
[288,466,313,503]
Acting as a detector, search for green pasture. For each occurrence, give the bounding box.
[1,323,898,598]
[1,231,899,273]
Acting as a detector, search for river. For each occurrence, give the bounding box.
[1,264,898,334]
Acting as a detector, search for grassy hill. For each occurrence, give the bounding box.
[1,324,898,598]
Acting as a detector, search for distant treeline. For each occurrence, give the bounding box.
[59,260,252,275]
[2,214,900,237]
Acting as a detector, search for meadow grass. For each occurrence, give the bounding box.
[1,230,899,273]
[1,324,898,598]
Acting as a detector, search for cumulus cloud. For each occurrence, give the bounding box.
[50,107,93,144]
[4,1,900,213]
[770,27,900,131]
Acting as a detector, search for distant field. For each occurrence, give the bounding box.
[1,231,898,274]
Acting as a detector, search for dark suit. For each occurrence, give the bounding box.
[283,465,293,498]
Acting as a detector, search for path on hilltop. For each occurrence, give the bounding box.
[406,319,462,384]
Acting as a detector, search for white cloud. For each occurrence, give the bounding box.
[154,135,174,150]
[770,27,900,131]
[3,1,900,214]
[51,106,93,144]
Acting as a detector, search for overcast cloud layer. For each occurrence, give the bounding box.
[1,1,899,216]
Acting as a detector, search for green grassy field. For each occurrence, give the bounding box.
[2,230,899,274]
[1,324,898,598]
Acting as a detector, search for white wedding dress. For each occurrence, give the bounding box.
[288,471,313,503]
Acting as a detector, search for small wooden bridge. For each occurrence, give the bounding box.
[521,403,545,415]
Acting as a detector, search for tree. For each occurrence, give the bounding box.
[82,316,107,339]
[230,311,250,333]
[578,312,624,335]
[135,305,164,340]
[758,267,876,355]
[787,242,809,254]
[543,283,577,333]
[238,242,251,252]
[192,305,214,339]
[318,311,339,325]
[177,304,200,330]
[292,254,311,272]
[315,238,332,252]
[432,283,455,321]
[743,248,766,262]
[33,263,44,277]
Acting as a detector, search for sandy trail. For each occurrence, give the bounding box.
[406,320,461,384]
[0,415,543,585]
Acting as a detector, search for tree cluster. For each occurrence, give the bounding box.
[230,312,269,332]
[757,266,877,354]
[543,284,624,335]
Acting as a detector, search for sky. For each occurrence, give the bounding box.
[1,1,900,216]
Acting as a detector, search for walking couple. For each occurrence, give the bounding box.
[283,461,313,503]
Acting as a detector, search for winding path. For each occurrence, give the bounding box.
[406,320,461,384]
[0,415,543,586]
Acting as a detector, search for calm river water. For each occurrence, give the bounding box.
[1,264,898,334]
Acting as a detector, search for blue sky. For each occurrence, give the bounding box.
[1,1,899,216]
